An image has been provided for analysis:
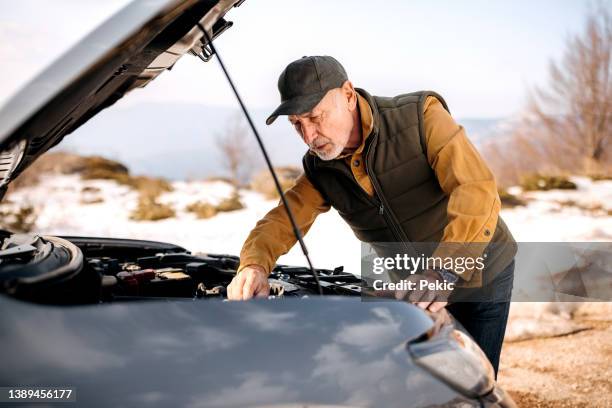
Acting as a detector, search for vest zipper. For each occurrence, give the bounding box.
[314,133,411,251]
[364,133,413,253]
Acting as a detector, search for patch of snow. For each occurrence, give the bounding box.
[2,175,611,276]
[502,177,612,242]
[2,175,360,272]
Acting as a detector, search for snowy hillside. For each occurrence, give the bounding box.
[502,177,612,242]
[1,175,358,271]
[2,175,611,274]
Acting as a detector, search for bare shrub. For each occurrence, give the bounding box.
[526,5,611,176]
[250,166,302,199]
[215,112,256,187]
[483,6,612,185]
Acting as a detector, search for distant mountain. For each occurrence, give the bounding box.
[459,118,517,145]
[459,118,501,143]
[54,102,306,180]
[54,101,511,180]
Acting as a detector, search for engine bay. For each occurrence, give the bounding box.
[0,232,363,304]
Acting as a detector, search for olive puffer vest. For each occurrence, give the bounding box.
[302,88,517,286]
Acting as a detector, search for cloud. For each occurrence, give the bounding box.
[188,372,299,408]
[3,313,126,375]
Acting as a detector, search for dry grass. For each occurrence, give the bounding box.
[0,204,37,232]
[215,193,244,212]
[498,189,527,208]
[185,192,244,219]
[125,176,173,199]
[78,162,173,199]
[250,166,302,199]
[185,201,217,219]
[589,174,612,181]
[204,175,235,184]
[6,152,177,221]
[7,152,86,192]
[130,196,175,221]
[76,156,173,221]
[127,178,175,221]
[79,186,103,205]
[80,197,104,205]
[78,156,129,179]
[554,199,611,216]
[8,151,172,196]
[520,174,577,191]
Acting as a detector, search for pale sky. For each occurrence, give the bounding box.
[0,0,605,118]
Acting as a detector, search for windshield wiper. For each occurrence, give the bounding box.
[195,23,323,295]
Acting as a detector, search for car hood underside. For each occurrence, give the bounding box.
[0,0,242,199]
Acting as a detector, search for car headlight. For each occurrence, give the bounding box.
[408,325,495,399]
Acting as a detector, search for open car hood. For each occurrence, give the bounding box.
[0,0,243,197]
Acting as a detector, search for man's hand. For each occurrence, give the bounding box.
[227,264,270,300]
[394,270,454,312]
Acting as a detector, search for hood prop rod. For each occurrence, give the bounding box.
[197,24,323,295]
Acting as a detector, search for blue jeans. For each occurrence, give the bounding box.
[446,259,515,377]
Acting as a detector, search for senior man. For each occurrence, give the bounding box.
[227,56,517,374]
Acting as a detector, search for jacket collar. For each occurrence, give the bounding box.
[355,88,380,136]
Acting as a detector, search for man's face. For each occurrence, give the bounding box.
[288,87,354,160]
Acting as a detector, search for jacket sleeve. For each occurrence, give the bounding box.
[237,173,331,275]
[424,96,501,282]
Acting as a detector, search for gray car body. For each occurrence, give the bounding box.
[0,295,482,407]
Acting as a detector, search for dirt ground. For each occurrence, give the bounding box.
[498,303,612,407]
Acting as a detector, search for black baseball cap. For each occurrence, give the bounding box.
[266,56,348,125]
